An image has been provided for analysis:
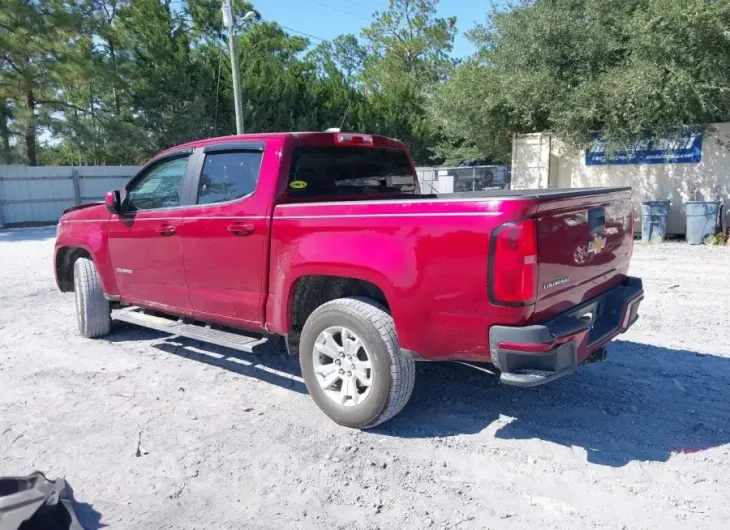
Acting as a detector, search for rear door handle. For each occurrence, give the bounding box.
[228,223,255,236]
[156,224,177,236]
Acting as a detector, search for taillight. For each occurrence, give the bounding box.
[488,219,538,305]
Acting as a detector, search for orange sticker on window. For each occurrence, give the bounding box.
[290,180,307,189]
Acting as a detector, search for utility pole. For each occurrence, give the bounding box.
[222,0,244,134]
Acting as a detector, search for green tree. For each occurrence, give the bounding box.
[433,0,730,163]
[362,0,455,83]
[0,99,19,163]
[1,0,463,167]
[29,0,150,165]
[360,0,456,163]
[311,34,366,85]
[0,0,88,165]
[118,0,211,152]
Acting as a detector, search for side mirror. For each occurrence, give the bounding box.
[105,190,121,214]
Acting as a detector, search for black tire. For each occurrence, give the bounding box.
[299,297,415,429]
[73,257,111,338]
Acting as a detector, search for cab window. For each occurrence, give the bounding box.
[287,147,416,198]
[197,151,263,205]
[125,156,188,211]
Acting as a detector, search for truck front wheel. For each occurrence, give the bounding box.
[73,257,111,338]
[299,297,415,429]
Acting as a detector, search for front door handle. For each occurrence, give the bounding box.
[228,223,255,236]
[156,224,177,236]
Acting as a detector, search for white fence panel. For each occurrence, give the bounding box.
[0,166,76,225]
[3,200,76,225]
[77,166,139,202]
[0,165,139,227]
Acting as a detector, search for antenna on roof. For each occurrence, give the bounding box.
[322,103,352,134]
[339,101,351,130]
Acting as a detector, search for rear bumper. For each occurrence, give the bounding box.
[489,276,644,387]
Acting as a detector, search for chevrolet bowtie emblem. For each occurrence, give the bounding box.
[588,236,606,254]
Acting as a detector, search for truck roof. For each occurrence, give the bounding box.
[153,132,406,161]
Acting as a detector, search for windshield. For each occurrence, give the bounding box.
[287,146,417,198]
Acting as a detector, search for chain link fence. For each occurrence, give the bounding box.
[416,165,511,194]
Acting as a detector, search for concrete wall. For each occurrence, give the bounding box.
[513,124,730,235]
[0,165,139,226]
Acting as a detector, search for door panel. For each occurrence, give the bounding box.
[181,213,268,326]
[107,153,193,312]
[107,212,190,310]
[180,148,269,329]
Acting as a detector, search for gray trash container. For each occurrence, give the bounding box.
[685,201,723,244]
[641,200,671,242]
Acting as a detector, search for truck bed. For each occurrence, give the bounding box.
[272,185,635,359]
[436,187,632,201]
[284,187,633,205]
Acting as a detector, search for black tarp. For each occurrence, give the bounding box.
[0,472,82,530]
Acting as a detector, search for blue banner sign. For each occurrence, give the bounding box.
[586,132,702,166]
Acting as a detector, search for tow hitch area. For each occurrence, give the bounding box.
[498,346,608,387]
[490,277,643,388]
[585,346,608,364]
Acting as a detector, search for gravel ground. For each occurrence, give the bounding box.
[1,227,730,529]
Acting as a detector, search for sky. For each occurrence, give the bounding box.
[257,0,498,58]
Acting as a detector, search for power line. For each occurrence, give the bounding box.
[341,0,378,10]
[303,0,371,21]
[276,23,326,42]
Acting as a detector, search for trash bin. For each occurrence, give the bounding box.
[685,201,723,244]
[641,200,671,242]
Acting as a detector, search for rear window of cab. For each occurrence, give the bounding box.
[287,147,417,198]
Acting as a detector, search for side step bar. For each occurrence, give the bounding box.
[113,307,270,353]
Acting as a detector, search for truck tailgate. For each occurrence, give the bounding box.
[533,188,634,321]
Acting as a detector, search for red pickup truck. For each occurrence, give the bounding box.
[55,132,643,428]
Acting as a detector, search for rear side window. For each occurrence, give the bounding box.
[288,147,416,198]
[197,151,263,205]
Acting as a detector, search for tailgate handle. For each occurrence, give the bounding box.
[588,207,606,233]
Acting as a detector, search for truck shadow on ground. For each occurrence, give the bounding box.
[109,322,307,394]
[155,339,307,394]
[378,340,730,467]
[66,482,106,529]
[108,323,730,468]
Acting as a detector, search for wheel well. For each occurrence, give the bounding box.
[290,275,389,329]
[56,247,91,292]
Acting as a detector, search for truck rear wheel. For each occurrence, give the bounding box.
[73,257,111,338]
[299,297,415,429]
